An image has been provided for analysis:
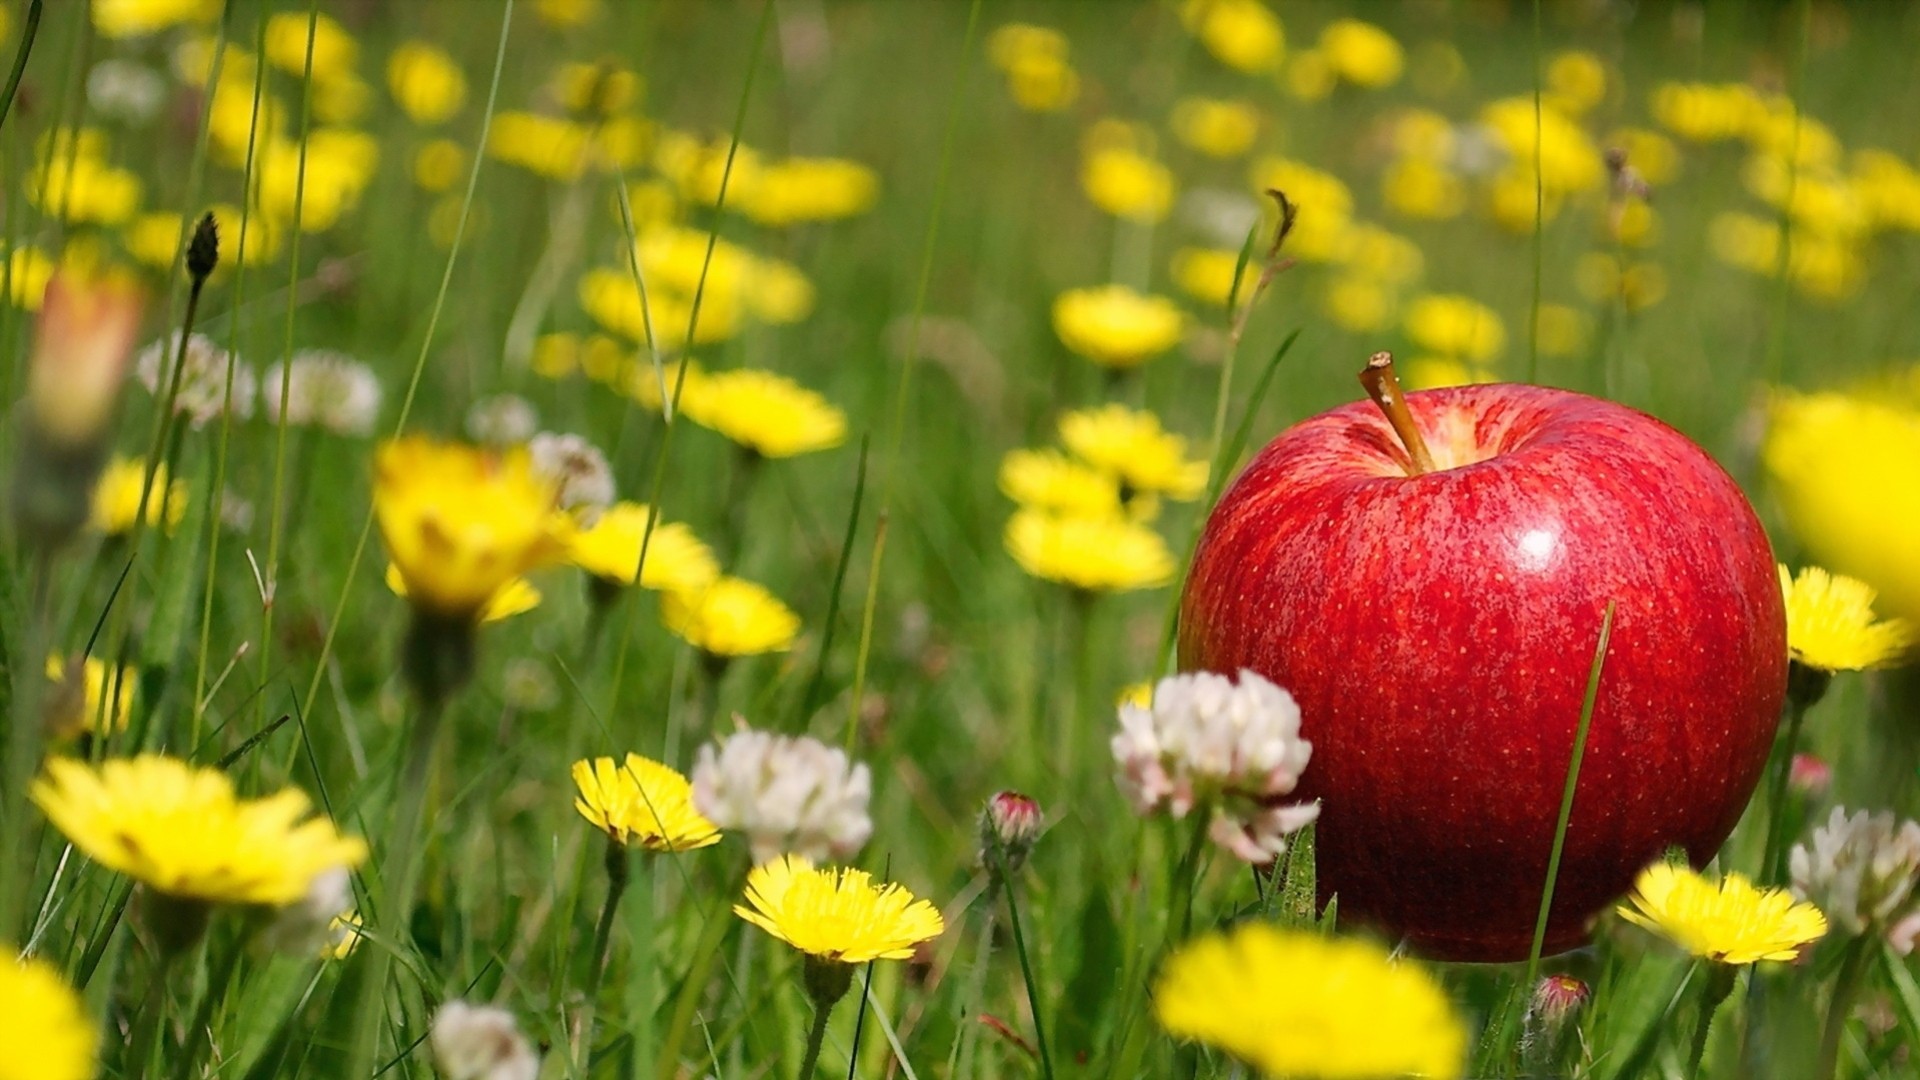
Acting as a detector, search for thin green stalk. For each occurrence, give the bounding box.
[799,438,869,728]
[1762,0,1813,386]
[1688,964,1738,1077]
[575,837,630,1072]
[1761,689,1814,883]
[170,933,247,1080]
[625,857,659,1078]
[950,899,998,1080]
[1525,0,1544,384]
[844,513,887,752]
[797,1001,834,1080]
[1816,938,1871,1080]
[0,0,42,136]
[1055,588,1094,785]
[1,552,53,939]
[996,852,1056,1080]
[1170,812,1210,944]
[656,888,742,1080]
[127,951,178,1080]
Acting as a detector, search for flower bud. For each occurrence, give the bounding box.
[430,1001,540,1080]
[1528,973,1590,1030]
[1789,753,1833,797]
[980,790,1043,873]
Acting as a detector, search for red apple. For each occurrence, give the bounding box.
[1178,371,1785,962]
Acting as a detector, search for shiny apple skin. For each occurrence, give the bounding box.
[1179,384,1785,962]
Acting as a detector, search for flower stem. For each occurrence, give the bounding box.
[1686,964,1737,1078]
[575,835,631,1070]
[1816,938,1871,1080]
[951,895,998,1080]
[998,855,1057,1080]
[127,949,177,1080]
[1760,686,1816,883]
[1358,352,1437,476]
[798,999,835,1080]
[1171,813,1210,944]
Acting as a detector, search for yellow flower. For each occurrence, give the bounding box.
[1181,0,1285,75]
[680,368,846,458]
[572,753,721,852]
[44,654,136,738]
[1284,48,1335,102]
[324,911,362,960]
[1576,253,1667,312]
[1401,357,1494,391]
[487,111,595,180]
[552,62,642,117]
[92,0,218,38]
[1607,127,1681,186]
[1052,285,1185,369]
[388,41,467,125]
[1322,275,1393,333]
[264,12,358,81]
[1155,923,1466,1080]
[1617,862,1827,964]
[1612,201,1660,248]
[999,449,1122,518]
[1487,168,1566,234]
[1319,18,1403,89]
[1170,248,1254,309]
[746,257,816,325]
[662,577,801,657]
[536,0,602,28]
[578,269,740,351]
[1404,293,1506,361]
[257,132,380,233]
[989,23,1069,69]
[743,158,880,228]
[32,754,367,907]
[1336,225,1423,285]
[1533,304,1590,358]
[374,437,565,622]
[27,152,143,227]
[623,357,708,410]
[1480,97,1605,195]
[1060,404,1208,501]
[1248,158,1353,261]
[126,205,281,271]
[1170,97,1261,160]
[1005,509,1175,592]
[1779,565,1915,672]
[1764,389,1920,620]
[735,854,945,963]
[413,139,468,194]
[1383,158,1467,220]
[1081,146,1175,223]
[93,456,186,536]
[566,502,720,593]
[0,952,96,1080]
[1003,51,1080,112]
[1117,681,1153,710]
[1651,81,1765,143]
[1546,50,1608,115]
[8,246,55,311]
[384,564,540,625]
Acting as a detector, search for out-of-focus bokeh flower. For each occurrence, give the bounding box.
[1082,145,1176,222]
[44,654,136,739]
[1171,97,1260,160]
[567,502,719,594]
[1059,404,1207,501]
[1791,807,1920,936]
[388,41,467,125]
[680,368,845,458]
[1404,293,1505,361]
[662,577,802,658]
[742,157,879,228]
[999,449,1123,519]
[1170,247,1255,308]
[1052,285,1185,369]
[1005,509,1175,592]
[1180,0,1285,75]
[431,1002,541,1080]
[0,953,97,1080]
[1318,18,1403,89]
[93,456,186,536]
[692,727,872,863]
[93,0,218,39]
[263,351,382,437]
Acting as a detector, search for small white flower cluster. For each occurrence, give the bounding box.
[430,1001,540,1080]
[692,724,873,865]
[1112,669,1319,863]
[136,333,255,428]
[530,431,615,520]
[1791,806,1920,938]
[467,394,539,446]
[263,350,383,436]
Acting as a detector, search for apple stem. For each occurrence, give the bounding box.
[1359,351,1438,476]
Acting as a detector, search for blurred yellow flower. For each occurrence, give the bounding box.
[488,111,595,180]
[624,357,708,411]
[1487,168,1565,233]
[1336,225,1423,284]
[413,139,468,194]
[257,131,380,233]
[578,268,741,351]
[552,62,642,117]
[1322,275,1393,333]
[1404,294,1505,361]
[1852,149,1920,232]
[324,912,361,960]
[1170,247,1254,308]
[93,0,218,38]
[1156,923,1465,1080]
[654,130,763,207]
[1052,285,1184,369]
[1181,0,1285,75]
[1383,157,1466,220]
[204,75,284,168]
[1006,510,1174,592]
[1607,127,1682,186]
[999,449,1122,518]
[1249,158,1353,260]
[1546,50,1607,115]
[1081,146,1175,222]
[1612,201,1660,247]
[1319,18,1403,89]
[44,654,136,739]
[1481,97,1604,195]
[93,456,185,536]
[0,953,97,1080]
[536,0,602,27]
[1117,681,1153,710]
[746,257,816,325]
[127,205,280,271]
[662,577,801,657]
[384,565,541,625]
[1170,97,1260,159]
[313,72,372,125]
[374,437,565,622]
[1533,304,1590,359]
[7,246,55,311]
[573,753,721,852]
[1284,48,1335,102]
[567,502,720,593]
[736,854,945,963]
[388,41,467,125]
[989,26,1080,112]
[1651,81,1764,143]
[1401,357,1493,391]
[1061,404,1208,501]
[27,152,142,227]
[680,368,845,458]
[264,11,358,81]
[1778,565,1915,672]
[1763,389,1920,620]
[1618,862,1827,964]
[744,157,880,227]
[33,754,367,907]
[1576,253,1667,312]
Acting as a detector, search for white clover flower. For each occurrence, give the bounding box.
[1791,806,1920,936]
[87,60,167,123]
[262,351,383,436]
[430,1001,540,1080]
[691,725,873,864]
[466,394,539,446]
[1111,669,1318,863]
[256,866,352,958]
[529,431,615,520]
[136,333,255,428]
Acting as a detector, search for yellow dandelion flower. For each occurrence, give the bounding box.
[1383,158,1467,220]
[1319,18,1404,89]
[1081,146,1175,223]
[374,437,566,622]
[1576,253,1667,312]
[1003,51,1080,112]
[551,62,641,117]
[1322,275,1393,333]
[1052,285,1185,369]
[413,139,468,194]
[1401,357,1494,391]
[487,111,594,181]
[32,754,367,907]
[566,502,719,593]
[1005,509,1175,592]
[572,753,720,852]
[92,0,218,39]
[577,269,740,351]
[264,12,358,82]
[1481,98,1606,196]
[1249,158,1354,260]
[1170,97,1261,160]
[662,577,801,657]
[1059,404,1208,501]
[1533,304,1590,359]
[388,41,467,125]
[1180,0,1285,75]
[1404,293,1506,361]
[27,153,143,227]
[1764,389,1920,620]
[1546,50,1608,115]
[1607,127,1681,186]
[744,158,880,228]
[93,456,186,536]
[680,369,846,458]
[1170,248,1254,309]
[383,564,540,625]
[1779,565,1915,672]
[623,357,708,411]
[988,23,1068,69]
[8,247,55,311]
[536,0,603,28]
[1617,862,1827,964]
[1155,923,1466,1080]
[44,654,136,739]
[126,205,281,271]
[735,854,944,963]
[746,257,816,325]
[0,952,97,1080]
[257,132,379,233]
[999,449,1123,518]
[1651,81,1763,143]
